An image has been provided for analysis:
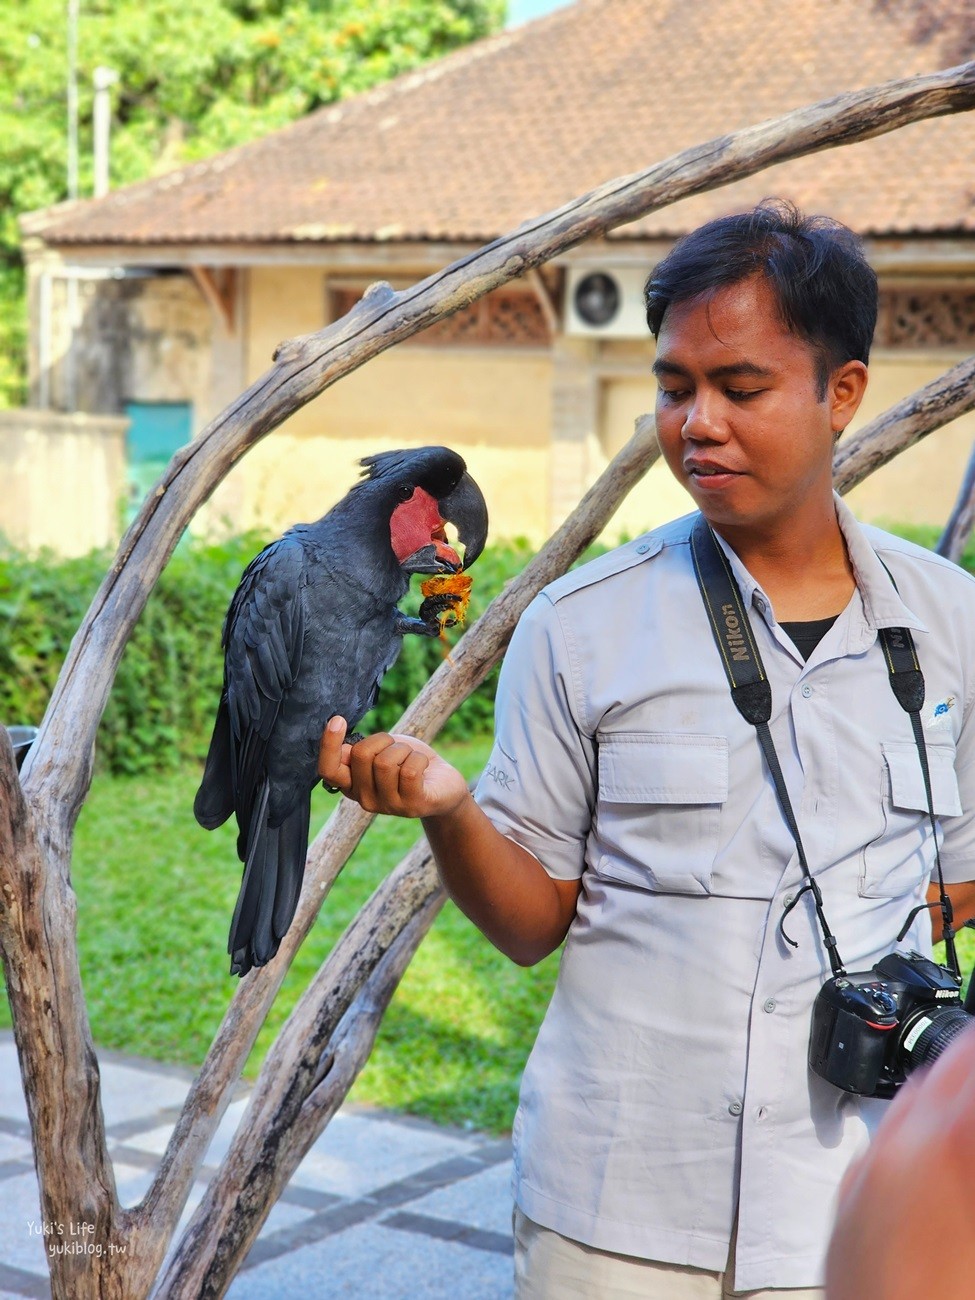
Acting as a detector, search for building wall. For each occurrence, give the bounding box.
[205,265,554,543]
[21,253,975,554]
[844,351,975,531]
[0,410,127,555]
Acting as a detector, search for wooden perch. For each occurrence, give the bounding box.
[937,436,975,562]
[156,840,447,1296]
[1,59,974,1299]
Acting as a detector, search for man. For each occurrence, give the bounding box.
[320,202,975,1296]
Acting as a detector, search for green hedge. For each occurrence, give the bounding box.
[5,522,971,778]
[0,534,536,776]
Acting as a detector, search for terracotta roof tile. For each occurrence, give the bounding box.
[25,0,975,247]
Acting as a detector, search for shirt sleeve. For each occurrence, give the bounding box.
[474,592,596,880]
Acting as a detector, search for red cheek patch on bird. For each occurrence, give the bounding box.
[389,487,461,567]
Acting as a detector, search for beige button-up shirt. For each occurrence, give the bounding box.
[476,498,975,1290]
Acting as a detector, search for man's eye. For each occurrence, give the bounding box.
[727,388,763,401]
[657,388,688,402]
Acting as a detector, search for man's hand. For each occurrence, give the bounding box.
[825,1025,975,1299]
[319,716,579,966]
[318,715,469,819]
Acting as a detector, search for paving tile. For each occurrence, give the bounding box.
[98,1060,192,1130]
[0,1034,515,1300]
[288,1110,476,1199]
[0,1132,33,1165]
[0,1043,30,1127]
[0,1174,57,1275]
[400,1161,515,1239]
[0,1269,50,1300]
[0,1039,193,1138]
[225,1220,514,1300]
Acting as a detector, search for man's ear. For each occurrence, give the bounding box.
[829,360,869,436]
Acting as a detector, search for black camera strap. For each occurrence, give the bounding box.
[689,514,959,980]
[877,575,959,978]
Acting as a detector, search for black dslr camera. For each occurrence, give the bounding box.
[808,950,972,1098]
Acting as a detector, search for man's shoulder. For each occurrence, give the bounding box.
[540,514,696,607]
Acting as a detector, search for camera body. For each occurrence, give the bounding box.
[808,950,971,1098]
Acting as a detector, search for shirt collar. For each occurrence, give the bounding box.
[832,493,928,634]
[702,494,928,637]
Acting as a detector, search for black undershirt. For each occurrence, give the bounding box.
[779,615,839,662]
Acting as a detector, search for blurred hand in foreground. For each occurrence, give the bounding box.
[826,1024,975,1299]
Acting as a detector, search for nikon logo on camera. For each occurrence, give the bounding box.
[721,604,750,662]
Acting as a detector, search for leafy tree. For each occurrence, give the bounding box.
[0,0,505,406]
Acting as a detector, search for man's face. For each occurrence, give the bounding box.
[652,274,863,540]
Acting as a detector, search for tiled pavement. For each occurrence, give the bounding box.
[0,1033,515,1299]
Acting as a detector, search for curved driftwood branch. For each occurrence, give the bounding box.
[2,58,975,1299]
[155,839,446,1297]
[833,354,975,494]
[937,437,975,562]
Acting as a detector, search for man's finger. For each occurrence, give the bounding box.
[398,749,429,798]
[318,715,352,790]
[370,740,418,806]
[346,731,399,807]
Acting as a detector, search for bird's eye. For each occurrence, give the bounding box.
[398,483,414,502]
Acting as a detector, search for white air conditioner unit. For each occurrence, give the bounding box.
[565,265,649,339]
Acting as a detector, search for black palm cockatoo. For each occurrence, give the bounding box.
[194,446,488,976]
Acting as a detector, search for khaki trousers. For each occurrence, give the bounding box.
[513,1208,824,1300]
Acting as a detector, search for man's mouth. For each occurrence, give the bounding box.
[685,462,742,483]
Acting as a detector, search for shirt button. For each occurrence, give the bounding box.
[729,1100,743,1116]
[784,893,795,907]
[637,543,650,554]
[763,998,776,1013]
[801,684,813,698]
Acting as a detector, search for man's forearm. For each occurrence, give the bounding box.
[422,793,581,967]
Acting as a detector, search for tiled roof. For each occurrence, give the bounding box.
[25,0,975,247]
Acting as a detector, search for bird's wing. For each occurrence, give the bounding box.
[222,536,306,845]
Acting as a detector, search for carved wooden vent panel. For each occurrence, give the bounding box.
[331,286,551,347]
[875,289,975,348]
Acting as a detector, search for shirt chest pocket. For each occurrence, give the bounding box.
[593,733,729,894]
[859,740,962,899]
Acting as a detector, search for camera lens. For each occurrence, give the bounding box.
[899,1005,972,1074]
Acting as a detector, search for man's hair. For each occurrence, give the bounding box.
[643,200,878,396]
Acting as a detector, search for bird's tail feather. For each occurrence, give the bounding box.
[228,784,311,977]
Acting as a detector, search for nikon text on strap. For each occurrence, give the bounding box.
[689,514,959,980]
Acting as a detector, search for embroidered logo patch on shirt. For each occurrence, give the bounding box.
[484,760,516,792]
[925,696,956,732]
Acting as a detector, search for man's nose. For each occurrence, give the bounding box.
[681,391,727,442]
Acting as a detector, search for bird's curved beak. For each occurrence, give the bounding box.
[439,471,488,569]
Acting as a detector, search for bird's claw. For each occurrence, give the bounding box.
[418,592,463,633]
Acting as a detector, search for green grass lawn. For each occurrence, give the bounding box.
[0,737,559,1134]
